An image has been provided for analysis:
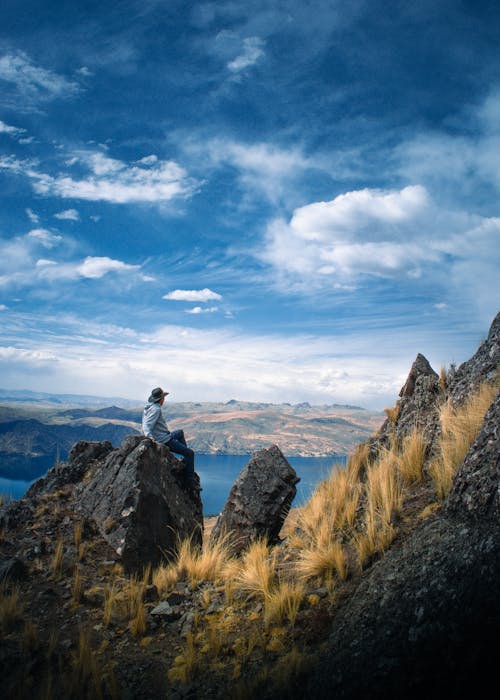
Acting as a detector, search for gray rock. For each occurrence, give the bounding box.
[209,444,299,552]
[77,435,203,574]
[372,352,441,452]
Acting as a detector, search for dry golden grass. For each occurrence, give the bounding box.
[263,578,304,628]
[365,450,404,527]
[235,539,276,600]
[153,529,235,593]
[396,428,427,484]
[295,539,348,583]
[430,381,497,499]
[345,441,371,482]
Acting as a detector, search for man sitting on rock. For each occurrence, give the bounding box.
[142,387,200,492]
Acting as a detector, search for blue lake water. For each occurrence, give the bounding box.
[0,453,346,515]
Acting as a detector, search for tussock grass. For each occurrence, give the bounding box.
[365,450,404,526]
[346,442,372,482]
[396,428,427,484]
[263,578,304,628]
[295,539,348,583]
[154,530,235,593]
[430,381,497,499]
[235,539,276,600]
[354,506,397,571]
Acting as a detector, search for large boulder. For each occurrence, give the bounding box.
[78,435,203,573]
[209,445,299,552]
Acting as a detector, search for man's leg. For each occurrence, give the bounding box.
[166,430,195,482]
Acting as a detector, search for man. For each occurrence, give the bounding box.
[142,387,199,491]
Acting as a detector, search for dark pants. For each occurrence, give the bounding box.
[165,429,195,481]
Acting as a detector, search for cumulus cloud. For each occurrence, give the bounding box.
[163,288,222,302]
[76,256,139,279]
[0,148,197,204]
[261,185,437,278]
[259,183,500,322]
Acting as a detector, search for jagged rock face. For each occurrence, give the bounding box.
[26,440,114,497]
[77,435,203,573]
[445,392,499,521]
[373,352,441,450]
[307,516,499,700]
[449,310,500,405]
[209,445,299,552]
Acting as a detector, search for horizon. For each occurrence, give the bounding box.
[0,2,499,410]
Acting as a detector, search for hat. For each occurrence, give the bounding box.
[148,387,169,403]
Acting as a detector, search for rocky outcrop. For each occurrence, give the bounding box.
[26,440,114,497]
[209,445,299,551]
[372,353,441,451]
[304,316,500,700]
[78,435,203,573]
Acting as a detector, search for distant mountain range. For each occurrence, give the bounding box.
[0,391,384,481]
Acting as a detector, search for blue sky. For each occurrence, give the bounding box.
[0,0,498,409]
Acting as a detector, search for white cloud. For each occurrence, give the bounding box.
[259,183,500,323]
[54,209,80,221]
[396,89,500,196]
[0,228,140,289]
[26,208,39,224]
[0,51,80,105]
[0,311,478,409]
[76,256,139,279]
[7,149,198,204]
[189,138,315,204]
[137,155,158,165]
[27,229,63,248]
[0,119,26,138]
[185,306,219,314]
[228,36,265,72]
[163,288,222,302]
